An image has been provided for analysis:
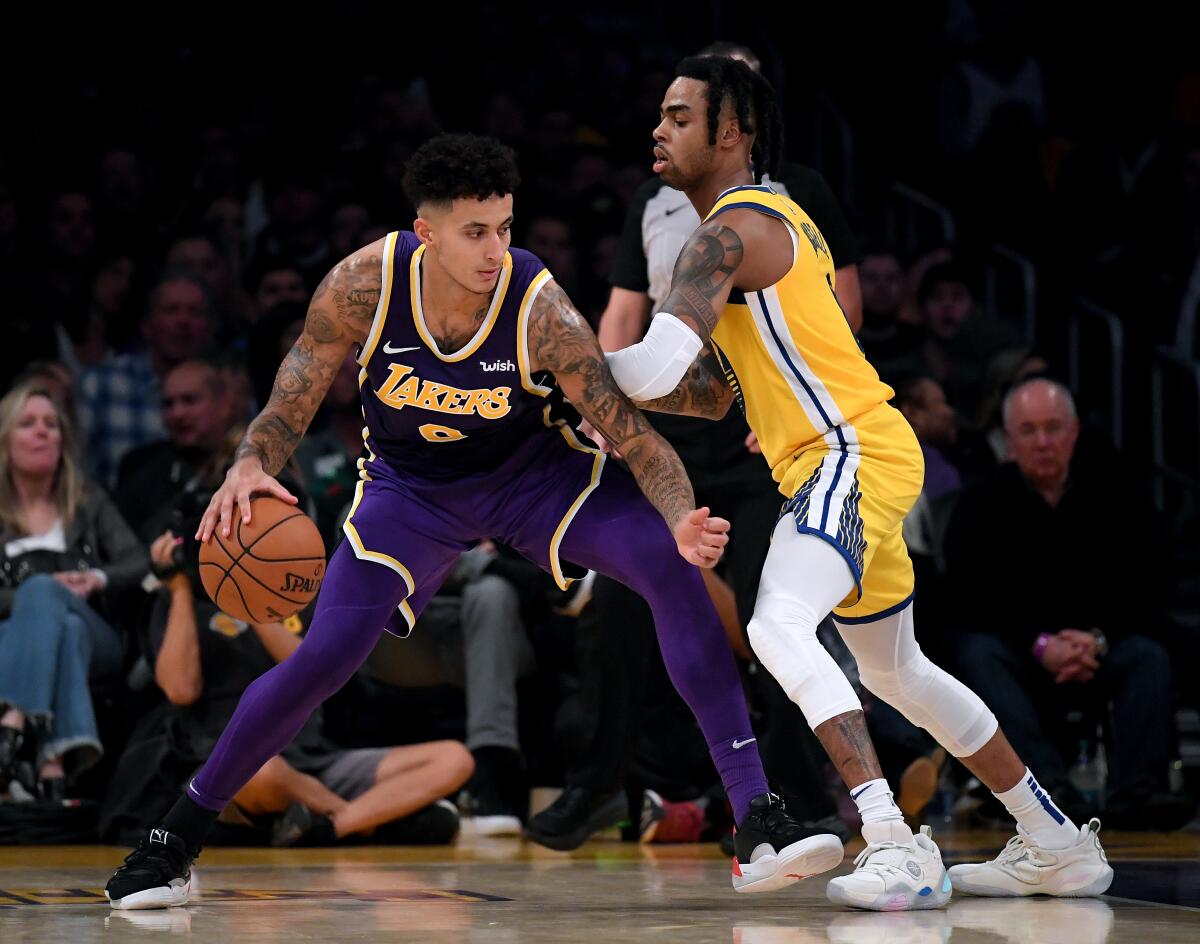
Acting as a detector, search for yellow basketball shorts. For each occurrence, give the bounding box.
[777,403,924,623]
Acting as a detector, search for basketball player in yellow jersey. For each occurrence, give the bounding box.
[601,55,1113,910]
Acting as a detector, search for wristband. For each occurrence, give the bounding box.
[1032,633,1051,664]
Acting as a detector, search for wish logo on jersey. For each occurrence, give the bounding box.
[375,362,512,420]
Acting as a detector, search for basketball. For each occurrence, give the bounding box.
[198,496,326,624]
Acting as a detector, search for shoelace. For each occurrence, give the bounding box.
[852,840,917,877]
[994,834,1031,865]
[992,833,1058,868]
[120,841,188,875]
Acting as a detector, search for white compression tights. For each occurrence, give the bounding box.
[746,519,862,729]
[748,520,998,757]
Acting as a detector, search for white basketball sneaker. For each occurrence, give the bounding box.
[826,822,952,912]
[948,817,1113,897]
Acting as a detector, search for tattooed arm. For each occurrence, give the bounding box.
[635,347,732,419]
[603,219,743,403]
[607,209,794,408]
[197,239,385,541]
[658,220,744,346]
[528,279,729,567]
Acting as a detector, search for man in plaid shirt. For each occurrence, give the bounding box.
[80,273,214,488]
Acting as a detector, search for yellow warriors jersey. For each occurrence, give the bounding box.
[707,185,925,619]
[707,185,898,496]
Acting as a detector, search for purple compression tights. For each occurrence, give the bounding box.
[188,474,768,822]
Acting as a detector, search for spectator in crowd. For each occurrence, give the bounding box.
[897,377,962,505]
[945,378,1195,829]
[79,253,139,365]
[41,190,97,311]
[252,170,330,286]
[858,248,924,364]
[879,260,1018,419]
[328,203,373,261]
[0,383,148,801]
[244,260,310,326]
[165,234,240,326]
[523,214,579,299]
[12,362,78,432]
[114,359,236,543]
[95,148,154,257]
[79,272,215,487]
[203,197,246,265]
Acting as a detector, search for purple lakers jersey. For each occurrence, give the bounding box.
[357,231,577,480]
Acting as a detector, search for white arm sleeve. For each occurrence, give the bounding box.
[603,312,703,401]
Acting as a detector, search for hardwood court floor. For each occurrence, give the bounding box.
[1,826,1197,942]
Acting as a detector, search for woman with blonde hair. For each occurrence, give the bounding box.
[0,383,148,800]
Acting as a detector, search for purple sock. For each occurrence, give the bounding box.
[188,542,407,810]
[560,472,769,822]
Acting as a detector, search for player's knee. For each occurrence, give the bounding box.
[748,592,820,642]
[747,593,820,679]
[858,648,931,703]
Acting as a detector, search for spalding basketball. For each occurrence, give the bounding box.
[198,496,326,624]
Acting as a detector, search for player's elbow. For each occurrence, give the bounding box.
[606,314,702,401]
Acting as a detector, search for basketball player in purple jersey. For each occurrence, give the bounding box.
[105,135,845,910]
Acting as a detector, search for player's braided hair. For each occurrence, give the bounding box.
[403,133,521,207]
[674,55,782,184]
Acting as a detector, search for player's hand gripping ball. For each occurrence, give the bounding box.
[198,496,325,623]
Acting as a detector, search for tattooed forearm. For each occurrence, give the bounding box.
[660,223,743,341]
[235,414,302,474]
[529,280,697,528]
[638,349,732,418]
[233,240,385,475]
[620,440,694,527]
[814,710,885,789]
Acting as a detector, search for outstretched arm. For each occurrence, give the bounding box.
[197,239,385,541]
[527,279,728,567]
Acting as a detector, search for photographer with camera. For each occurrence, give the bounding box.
[0,382,148,803]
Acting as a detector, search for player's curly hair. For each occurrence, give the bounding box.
[403,133,521,208]
[674,56,782,185]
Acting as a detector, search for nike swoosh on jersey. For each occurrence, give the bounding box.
[383,343,422,354]
[731,737,757,750]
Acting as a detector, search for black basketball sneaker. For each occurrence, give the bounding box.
[105,828,197,910]
[731,793,846,893]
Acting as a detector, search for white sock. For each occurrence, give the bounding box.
[850,778,904,826]
[993,768,1079,850]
